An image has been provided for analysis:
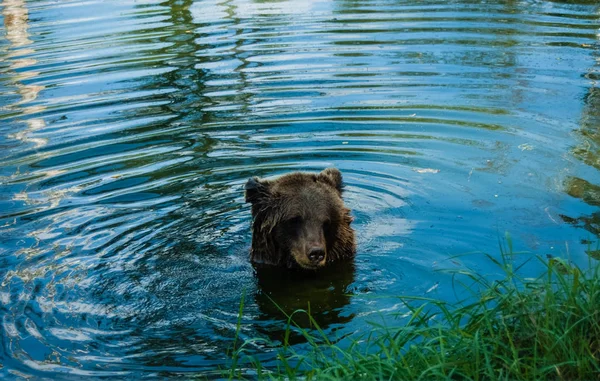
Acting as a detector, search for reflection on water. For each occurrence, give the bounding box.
[562,39,600,240]
[253,261,355,344]
[1,0,600,377]
[2,0,47,148]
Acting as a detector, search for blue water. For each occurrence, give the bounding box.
[1,0,599,378]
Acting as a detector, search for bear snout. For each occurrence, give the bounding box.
[308,247,326,264]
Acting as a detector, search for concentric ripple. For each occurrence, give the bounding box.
[1,0,599,377]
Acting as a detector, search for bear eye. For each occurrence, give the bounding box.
[286,216,302,226]
[323,219,331,232]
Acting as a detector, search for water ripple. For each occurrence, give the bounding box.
[1,0,599,377]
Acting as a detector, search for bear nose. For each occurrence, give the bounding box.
[308,247,325,263]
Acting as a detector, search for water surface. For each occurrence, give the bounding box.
[1,0,599,378]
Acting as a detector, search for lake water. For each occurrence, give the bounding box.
[1,0,599,378]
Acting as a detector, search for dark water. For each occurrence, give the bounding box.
[1,0,599,377]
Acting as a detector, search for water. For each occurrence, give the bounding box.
[0,0,599,377]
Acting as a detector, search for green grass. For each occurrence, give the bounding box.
[228,238,600,380]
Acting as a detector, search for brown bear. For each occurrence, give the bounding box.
[245,168,356,270]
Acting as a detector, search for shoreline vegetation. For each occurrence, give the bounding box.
[228,237,600,380]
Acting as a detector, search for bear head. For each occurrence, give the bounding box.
[245,168,356,270]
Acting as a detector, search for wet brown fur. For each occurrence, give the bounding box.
[245,168,356,269]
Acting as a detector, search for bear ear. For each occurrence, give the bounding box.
[317,167,343,194]
[245,177,270,204]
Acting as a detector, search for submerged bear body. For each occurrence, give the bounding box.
[245,168,356,270]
